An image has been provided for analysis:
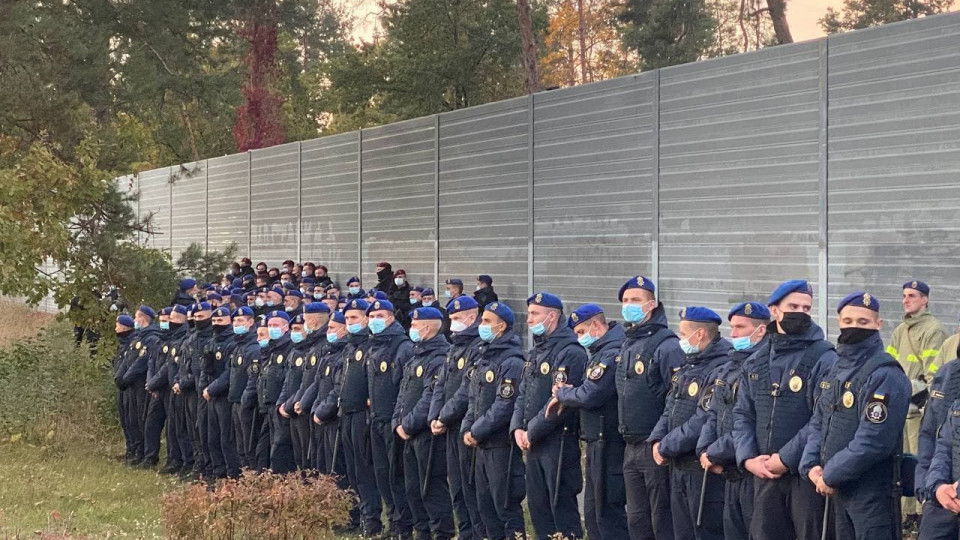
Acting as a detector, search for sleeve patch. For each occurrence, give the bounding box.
[498,381,515,399]
[865,401,887,424]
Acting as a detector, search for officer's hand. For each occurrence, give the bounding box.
[764,453,788,475]
[172,383,180,395]
[431,420,446,435]
[396,425,410,440]
[807,465,823,486]
[313,414,321,425]
[463,432,477,447]
[514,429,529,451]
[652,442,666,466]
[294,402,302,415]
[202,389,210,401]
[551,382,570,398]
[278,405,290,418]
[936,483,960,514]
[815,476,836,496]
[699,452,713,470]
[745,456,781,479]
[544,397,562,418]
[708,464,724,474]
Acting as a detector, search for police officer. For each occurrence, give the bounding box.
[650,307,730,540]
[889,280,947,532]
[614,276,684,540]
[176,303,209,479]
[112,315,137,464]
[395,307,456,540]
[473,275,498,310]
[148,307,186,473]
[121,305,160,467]
[203,306,241,479]
[697,302,769,540]
[366,299,416,539]
[461,302,526,540]
[284,290,304,318]
[174,278,199,307]
[921,397,960,540]
[230,307,259,469]
[801,291,910,540]
[444,279,464,301]
[277,313,309,469]
[256,310,296,473]
[430,296,485,540]
[346,277,365,300]
[390,270,413,329]
[307,310,349,474]
[916,337,960,538]
[732,280,837,540]
[510,292,586,540]
[551,304,628,540]
[165,305,195,477]
[287,303,331,471]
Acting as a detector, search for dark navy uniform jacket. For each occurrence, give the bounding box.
[614,305,685,444]
[916,358,960,500]
[256,334,295,412]
[122,325,162,387]
[366,321,415,423]
[309,337,349,422]
[556,323,626,443]
[146,325,188,393]
[461,331,525,448]
[288,326,329,413]
[325,331,372,416]
[733,321,837,472]
[926,398,960,497]
[204,328,237,398]
[113,331,137,390]
[279,330,325,414]
[393,334,449,436]
[430,323,484,427]
[799,332,909,489]
[650,337,732,460]
[229,332,260,404]
[697,340,764,466]
[510,325,588,445]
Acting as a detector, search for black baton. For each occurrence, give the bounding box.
[821,495,830,540]
[696,465,708,527]
[553,426,568,511]
[421,434,436,499]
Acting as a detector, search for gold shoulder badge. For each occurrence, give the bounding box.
[295,357,303,367]
[355,350,363,361]
[324,365,331,376]
[139,348,146,357]
[687,380,700,397]
[380,361,388,373]
[311,355,317,366]
[485,370,495,383]
[171,348,176,356]
[237,356,243,366]
[276,355,284,364]
[588,365,605,381]
[416,365,424,378]
[135,341,142,349]
[788,375,803,393]
[842,390,855,408]
[457,357,465,370]
[634,360,645,375]
[163,345,169,353]
[216,351,222,360]
[540,362,550,375]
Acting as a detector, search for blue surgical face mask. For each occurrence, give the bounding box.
[731,326,760,351]
[159,321,170,330]
[529,313,552,337]
[326,332,338,343]
[285,305,296,312]
[255,297,265,307]
[134,321,143,330]
[347,322,364,334]
[258,338,270,348]
[369,318,387,334]
[621,303,646,323]
[578,332,598,348]
[409,328,422,342]
[444,290,451,298]
[266,299,276,307]
[303,321,312,334]
[478,324,496,343]
[314,293,323,300]
[679,336,700,355]
[450,320,468,333]
[268,327,283,340]
[409,297,419,305]
[302,271,308,278]
[233,325,248,335]
[349,286,360,295]
[290,331,305,344]
[394,277,404,287]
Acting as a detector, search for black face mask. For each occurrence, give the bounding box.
[213,323,230,334]
[779,312,812,335]
[187,319,196,328]
[169,322,184,330]
[116,329,134,339]
[195,318,213,330]
[837,327,878,345]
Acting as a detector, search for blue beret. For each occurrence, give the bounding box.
[304,302,330,314]
[212,306,232,318]
[172,305,188,316]
[411,307,444,321]
[478,275,493,285]
[232,278,243,288]
[232,306,254,318]
[281,281,295,290]
[371,291,389,301]
[302,277,315,285]
[485,302,514,329]
[413,286,424,293]
[679,306,722,325]
[568,304,604,328]
[225,273,234,280]
[346,276,360,285]
[903,280,930,296]
[367,299,395,314]
[446,278,463,286]
[767,280,813,306]
[229,287,243,295]
[618,275,655,301]
[195,302,213,312]
[179,278,197,291]
[344,299,369,313]
[202,283,215,291]
[527,292,563,311]
[230,294,243,305]
[117,315,135,328]
[447,296,479,314]
[286,289,303,299]
[266,310,291,322]
[728,302,770,321]
[206,292,222,301]
[138,305,156,319]
[159,307,173,316]
[330,311,346,324]
[258,319,268,328]
[242,274,254,283]
[838,291,880,313]
[292,314,305,325]
[421,288,435,297]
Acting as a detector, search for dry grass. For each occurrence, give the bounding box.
[0,300,56,347]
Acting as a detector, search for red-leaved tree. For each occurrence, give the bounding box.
[233,0,286,152]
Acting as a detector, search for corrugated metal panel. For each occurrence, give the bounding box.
[533,75,656,315]
[439,97,530,321]
[827,14,960,336]
[301,132,361,286]
[169,161,207,260]
[250,143,300,266]
[207,153,249,253]
[360,117,437,291]
[137,167,171,251]
[658,42,823,323]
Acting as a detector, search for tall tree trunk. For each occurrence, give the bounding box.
[576,0,589,83]
[766,0,794,43]
[516,0,541,93]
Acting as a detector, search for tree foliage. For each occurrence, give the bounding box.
[618,0,717,70]
[820,0,954,33]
